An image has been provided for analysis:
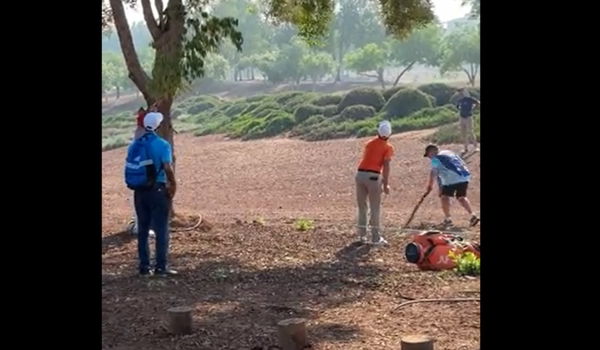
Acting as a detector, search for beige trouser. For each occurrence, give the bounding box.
[356,171,383,242]
[460,117,478,150]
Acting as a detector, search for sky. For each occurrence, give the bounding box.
[125,0,471,24]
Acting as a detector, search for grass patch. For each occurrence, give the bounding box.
[294,219,315,231]
[449,250,480,276]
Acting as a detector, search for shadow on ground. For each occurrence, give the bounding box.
[102,241,383,349]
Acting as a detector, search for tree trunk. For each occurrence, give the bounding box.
[470,64,479,86]
[116,85,120,99]
[377,67,385,89]
[393,61,416,87]
[462,67,476,87]
[251,67,255,80]
[108,0,152,102]
[335,35,345,83]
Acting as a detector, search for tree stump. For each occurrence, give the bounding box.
[400,335,434,350]
[167,306,193,335]
[277,318,308,350]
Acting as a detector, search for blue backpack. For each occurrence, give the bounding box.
[435,153,470,178]
[124,133,161,190]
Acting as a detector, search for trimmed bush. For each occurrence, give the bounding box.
[282,92,318,113]
[294,104,324,123]
[391,106,458,133]
[338,88,385,112]
[427,113,480,145]
[302,122,339,141]
[382,88,434,119]
[193,113,231,136]
[322,105,338,117]
[417,83,457,106]
[251,102,281,118]
[241,102,261,115]
[188,101,218,115]
[275,91,305,105]
[226,115,264,138]
[340,104,376,121]
[264,113,295,135]
[449,87,480,105]
[425,94,436,106]
[243,112,295,140]
[311,94,342,106]
[290,114,326,137]
[347,118,378,136]
[383,86,406,101]
[103,134,131,151]
[224,102,249,117]
[246,94,270,103]
[468,87,480,99]
[172,108,184,119]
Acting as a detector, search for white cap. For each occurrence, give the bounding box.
[144,112,164,131]
[378,120,392,138]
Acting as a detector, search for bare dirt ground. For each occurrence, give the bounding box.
[102,129,480,350]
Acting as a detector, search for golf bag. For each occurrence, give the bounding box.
[405,231,480,270]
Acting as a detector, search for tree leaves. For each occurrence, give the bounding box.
[182,13,243,84]
[440,25,480,75]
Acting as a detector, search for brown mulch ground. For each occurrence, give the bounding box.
[102,130,480,350]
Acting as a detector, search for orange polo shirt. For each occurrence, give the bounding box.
[358,137,394,173]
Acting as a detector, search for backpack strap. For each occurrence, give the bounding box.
[140,132,164,182]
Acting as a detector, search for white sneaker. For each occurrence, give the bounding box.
[372,237,388,246]
[129,224,156,238]
[359,235,368,244]
[128,221,137,235]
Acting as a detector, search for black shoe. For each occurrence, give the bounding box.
[139,268,152,276]
[154,268,178,277]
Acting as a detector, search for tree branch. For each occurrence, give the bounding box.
[155,0,165,27]
[141,0,161,40]
[108,0,152,101]
[392,60,416,87]
[462,67,473,85]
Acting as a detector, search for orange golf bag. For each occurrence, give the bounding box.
[404,231,480,270]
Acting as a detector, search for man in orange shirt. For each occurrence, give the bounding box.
[356,120,394,246]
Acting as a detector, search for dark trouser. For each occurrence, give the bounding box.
[134,184,171,271]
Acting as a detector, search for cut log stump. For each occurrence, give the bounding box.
[400,334,434,350]
[167,306,193,335]
[277,318,308,350]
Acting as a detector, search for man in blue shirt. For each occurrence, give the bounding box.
[129,102,161,237]
[127,112,178,277]
[424,144,479,227]
[456,88,480,154]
